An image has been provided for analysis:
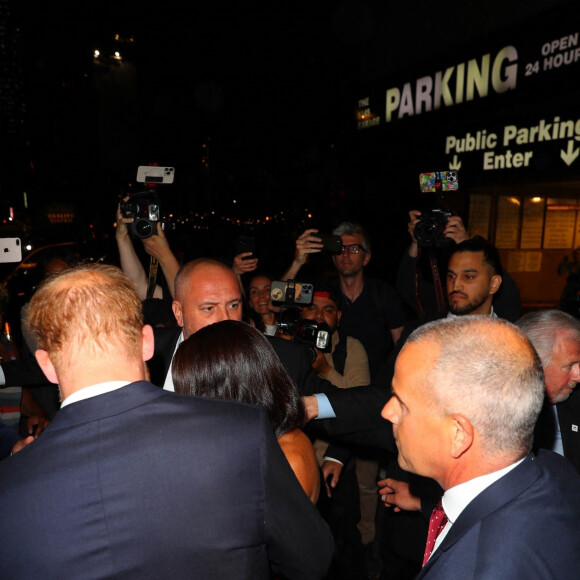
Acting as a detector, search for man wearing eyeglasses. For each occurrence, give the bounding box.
[282,222,409,574]
[301,234,507,579]
[283,222,408,386]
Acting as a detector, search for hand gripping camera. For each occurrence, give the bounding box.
[270,280,331,353]
[120,165,175,239]
[413,207,454,249]
[414,171,459,249]
[120,190,161,240]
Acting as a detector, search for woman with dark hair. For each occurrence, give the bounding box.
[172,320,320,503]
[244,272,280,336]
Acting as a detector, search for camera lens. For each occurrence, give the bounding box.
[414,218,445,248]
[135,219,154,238]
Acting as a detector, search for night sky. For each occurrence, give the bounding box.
[4,0,572,277]
[12,1,565,185]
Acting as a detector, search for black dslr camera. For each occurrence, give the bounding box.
[270,280,331,353]
[413,207,454,249]
[414,171,458,249]
[120,191,161,239]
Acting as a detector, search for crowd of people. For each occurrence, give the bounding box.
[0,201,579,579]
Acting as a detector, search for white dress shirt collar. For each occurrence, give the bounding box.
[163,330,185,392]
[446,306,496,319]
[60,381,130,408]
[433,456,525,554]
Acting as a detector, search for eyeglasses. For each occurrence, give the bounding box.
[339,244,366,255]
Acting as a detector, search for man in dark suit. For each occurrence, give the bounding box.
[306,237,580,578]
[517,308,580,473]
[381,315,580,579]
[0,263,333,580]
[303,235,504,441]
[0,258,339,402]
[153,257,339,399]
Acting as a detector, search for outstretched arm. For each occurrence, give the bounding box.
[281,228,324,281]
[231,252,259,298]
[378,477,421,512]
[141,223,181,299]
[116,201,158,300]
[406,210,422,258]
[0,421,33,459]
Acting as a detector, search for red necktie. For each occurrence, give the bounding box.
[422,500,448,566]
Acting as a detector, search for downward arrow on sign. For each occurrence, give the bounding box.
[561,140,579,166]
[449,155,461,170]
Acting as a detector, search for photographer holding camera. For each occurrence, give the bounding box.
[116,198,181,302]
[283,223,408,385]
[299,280,372,579]
[397,209,522,322]
[282,222,409,575]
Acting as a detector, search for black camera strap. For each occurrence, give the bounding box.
[414,248,446,316]
[429,249,446,313]
[146,256,159,300]
[414,266,426,318]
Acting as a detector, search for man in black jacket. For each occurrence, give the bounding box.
[397,210,522,322]
[151,257,340,400]
[307,235,505,579]
[517,309,580,474]
[0,258,341,406]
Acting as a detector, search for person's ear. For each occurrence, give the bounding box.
[34,349,58,385]
[489,274,502,296]
[363,251,371,267]
[142,324,154,362]
[448,413,474,458]
[336,310,342,326]
[172,300,184,327]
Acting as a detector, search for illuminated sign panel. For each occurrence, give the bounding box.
[355,5,580,181]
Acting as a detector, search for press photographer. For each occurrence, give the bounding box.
[115,165,180,308]
[296,279,375,579]
[270,280,331,354]
[413,171,459,250]
[119,190,162,240]
[119,165,176,240]
[396,170,521,321]
[299,281,367,383]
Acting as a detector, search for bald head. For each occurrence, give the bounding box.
[172,258,243,338]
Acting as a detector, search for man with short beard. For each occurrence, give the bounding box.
[377,234,503,365]
[304,234,505,429]
[435,234,502,316]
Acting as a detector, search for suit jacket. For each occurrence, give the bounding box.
[0,419,19,460]
[0,381,333,580]
[151,326,340,398]
[534,389,580,474]
[312,312,442,452]
[2,326,341,401]
[319,310,580,468]
[418,450,580,579]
